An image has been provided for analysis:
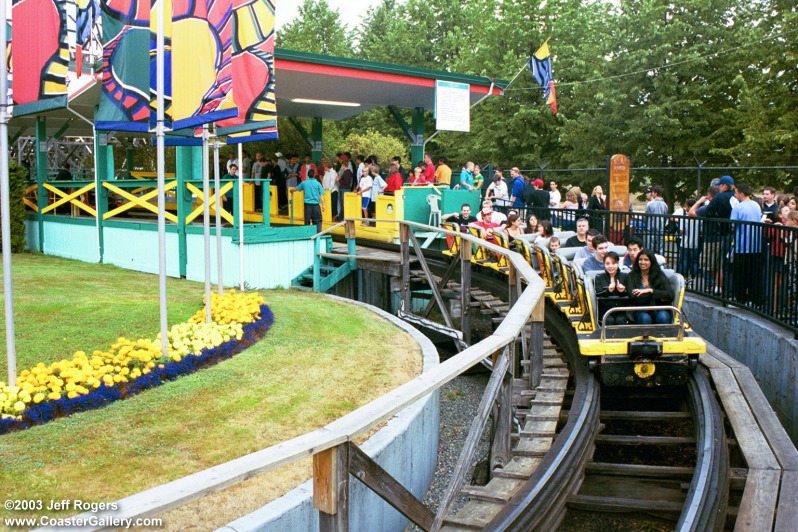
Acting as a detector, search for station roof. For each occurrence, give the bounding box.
[9,48,506,138]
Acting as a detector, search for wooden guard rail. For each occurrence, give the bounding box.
[39,220,547,532]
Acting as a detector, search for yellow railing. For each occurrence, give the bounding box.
[103,181,179,222]
[23,185,38,212]
[184,182,235,225]
[41,182,97,217]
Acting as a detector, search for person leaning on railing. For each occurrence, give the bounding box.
[289,169,325,233]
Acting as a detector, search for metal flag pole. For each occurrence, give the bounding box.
[155,0,169,356]
[0,4,17,386]
[202,125,212,323]
[212,130,223,295]
[237,142,244,290]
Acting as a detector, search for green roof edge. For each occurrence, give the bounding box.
[274,48,509,89]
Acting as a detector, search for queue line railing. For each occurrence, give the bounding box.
[39,220,547,532]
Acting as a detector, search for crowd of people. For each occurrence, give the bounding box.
[222,150,798,321]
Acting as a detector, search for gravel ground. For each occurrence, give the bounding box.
[406,372,490,531]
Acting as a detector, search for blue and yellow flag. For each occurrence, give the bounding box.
[526,40,557,114]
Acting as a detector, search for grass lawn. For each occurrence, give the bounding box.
[0,255,422,530]
[0,253,203,377]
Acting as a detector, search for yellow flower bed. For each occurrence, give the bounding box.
[0,290,264,420]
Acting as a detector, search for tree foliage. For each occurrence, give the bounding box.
[342,130,409,170]
[278,0,797,196]
[2,161,28,253]
[276,0,354,57]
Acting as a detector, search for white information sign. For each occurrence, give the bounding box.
[435,80,470,132]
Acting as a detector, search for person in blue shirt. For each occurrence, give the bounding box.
[455,162,476,191]
[508,167,526,208]
[730,183,763,305]
[290,169,326,233]
[690,176,736,293]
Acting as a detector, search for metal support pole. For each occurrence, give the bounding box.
[212,134,223,294]
[155,0,168,356]
[237,143,244,290]
[202,126,212,323]
[0,9,17,386]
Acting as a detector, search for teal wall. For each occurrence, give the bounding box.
[24,221,39,252]
[402,187,481,224]
[185,234,315,289]
[41,220,98,263]
[24,218,315,290]
[103,226,182,278]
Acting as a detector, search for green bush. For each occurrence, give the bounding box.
[342,130,409,171]
[0,161,29,253]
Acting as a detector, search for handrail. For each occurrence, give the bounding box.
[310,220,346,240]
[54,219,546,529]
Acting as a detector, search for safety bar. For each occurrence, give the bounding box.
[600,305,685,341]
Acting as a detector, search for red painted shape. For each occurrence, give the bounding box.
[12,0,60,105]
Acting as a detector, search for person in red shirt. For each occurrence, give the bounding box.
[423,153,436,183]
[385,164,403,194]
[299,155,317,182]
[408,166,428,186]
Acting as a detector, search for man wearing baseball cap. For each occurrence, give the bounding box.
[691,175,735,294]
[525,177,551,220]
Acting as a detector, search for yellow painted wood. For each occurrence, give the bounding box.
[41,182,97,217]
[184,182,234,224]
[103,181,179,222]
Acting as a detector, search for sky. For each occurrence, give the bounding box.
[275,0,384,30]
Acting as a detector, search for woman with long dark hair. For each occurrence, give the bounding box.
[595,251,629,325]
[627,249,674,324]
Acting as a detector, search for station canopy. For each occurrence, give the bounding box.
[9,48,505,138]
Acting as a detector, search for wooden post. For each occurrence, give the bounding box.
[400,223,411,313]
[491,349,513,471]
[314,443,350,531]
[345,219,357,270]
[507,262,518,370]
[460,238,472,345]
[530,296,545,388]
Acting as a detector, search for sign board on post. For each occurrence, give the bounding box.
[435,80,470,132]
[608,154,630,244]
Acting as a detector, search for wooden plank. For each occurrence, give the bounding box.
[492,371,514,470]
[314,443,349,531]
[493,456,541,480]
[585,462,694,479]
[595,435,695,445]
[521,419,558,435]
[443,500,504,530]
[524,404,562,419]
[348,443,434,531]
[600,410,691,420]
[514,436,554,457]
[775,470,798,532]
[734,468,780,532]
[732,367,798,471]
[461,477,525,503]
[568,494,683,513]
[709,367,781,470]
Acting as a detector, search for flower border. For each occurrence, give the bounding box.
[0,304,275,436]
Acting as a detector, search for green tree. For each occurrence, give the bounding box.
[1,161,29,253]
[276,0,354,57]
[342,130,409,171]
